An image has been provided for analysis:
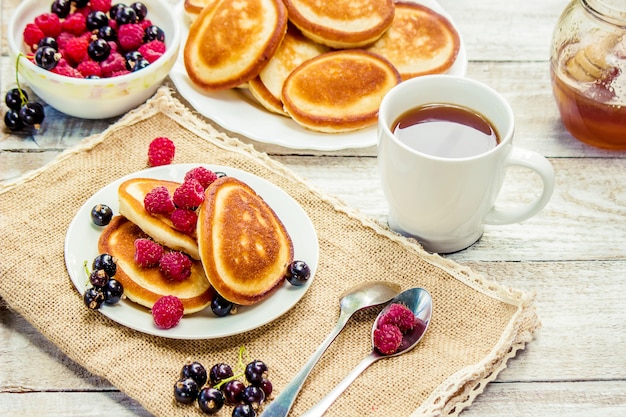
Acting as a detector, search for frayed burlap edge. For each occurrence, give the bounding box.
[0,86,539,417]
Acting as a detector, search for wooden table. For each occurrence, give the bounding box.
[2,0,626,415]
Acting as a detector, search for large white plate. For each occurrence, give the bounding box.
[65,164,319,339]
[169,0,468,151]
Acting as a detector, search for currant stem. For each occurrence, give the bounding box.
[14,53,29,106]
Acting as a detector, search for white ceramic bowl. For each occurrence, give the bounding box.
[7,0,180,119]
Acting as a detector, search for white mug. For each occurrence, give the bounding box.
[377,75,555,253]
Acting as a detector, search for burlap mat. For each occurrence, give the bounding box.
[0,87,539,417]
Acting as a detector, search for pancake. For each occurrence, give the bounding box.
[283,0,395,48]
[117,178,200,260]
[248,25,329,115]
[197,176,294,306]
[184,0,288,91]
[365,2,460,80]
[183,0,215,22]
[281,49,401,132]
[98,216,213,314]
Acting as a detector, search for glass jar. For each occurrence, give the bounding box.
[551,0,626,150]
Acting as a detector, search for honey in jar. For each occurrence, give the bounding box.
[551,0,626,150]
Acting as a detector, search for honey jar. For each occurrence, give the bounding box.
[551,0,626,150]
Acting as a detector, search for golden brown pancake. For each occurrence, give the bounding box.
[197,176,294,306]
[282,49,401,132]
[248,25,329,115]
[283,0,395,48]
[184,0,288,91]
[365,2,460,80]
[117,178,200,260]
[98,216,214,314]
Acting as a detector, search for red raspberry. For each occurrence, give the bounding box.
[90,0,112,12]
[173,179,205,210]
[171,208,198,235]
[378,303,416,333]
[56,32,75,50]
[159,252,192,282]
[99,51,126,77]
[184,166,218,189]
[144,186,175,215]
[373,323,403,355]
[74,5,94,18]
[34,13,62,38]
[152,295,184,329]
[118,23,145,51]
[139,19,153,30]
[110,69,131,77]
[134,238,164,268]
[147,137,176,167]
[63,36,89,65]
[23,23,45,51]
[77,60,102,78]
[61,13,87,36]
[138,40,166,63]
[52,61,83,78]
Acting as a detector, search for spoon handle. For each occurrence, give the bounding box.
[261,312,353,417]
[300,352,380,417]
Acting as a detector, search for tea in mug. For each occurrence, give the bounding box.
[392,104,500,158]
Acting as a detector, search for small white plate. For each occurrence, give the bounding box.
[169,0,468,151]
[64,164,319,339]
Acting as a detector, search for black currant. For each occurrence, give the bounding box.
[89,268,109,287]
[5,88,26,110]
[285,260,311,286]
[88,38,111,62]
[258,378,273,398]
[232,404,256,417]
[209,363,234,386]
[19,102,45,127]
[103,279,124,304]
[115,6,137,25]
[132,58,150,72]
[73,0,89,8]
[124,50,143,71]
[222,380,245,405]
[38,37,58,51]
[215,171,227,178]
[91,203,113,226]
[211,294,235,317]
[4,110,24,131]
[86,10,109,31]
[35,46,60,70]
[51,0,71,18]
[109,3,125,19]
[84,286,105,309]
[131,2,148,21]
[93,253,117,277]
[144,25,165,42]
[174,378,199,404]
[198,387,225,415]
[244,360,268,386]
[241,385,265,410]
[98,25,117,41]
[181,361,208,387]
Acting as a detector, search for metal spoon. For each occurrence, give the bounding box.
[261,281,401,417]
[300,287,433,417]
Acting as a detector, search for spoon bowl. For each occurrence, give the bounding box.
[301,287,433,417]
[261,281,401,417]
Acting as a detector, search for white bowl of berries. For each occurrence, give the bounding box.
[7,0,180,120]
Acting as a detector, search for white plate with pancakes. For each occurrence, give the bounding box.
[65,164,319,339]
[169,0,468,151]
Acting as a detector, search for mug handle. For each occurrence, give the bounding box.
[484,148,555,225]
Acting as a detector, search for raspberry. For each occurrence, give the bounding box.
[56,32,75,50]
[144,186,175,215]
[63,36,89,65]
[378,303,416,333]
[61,12,87,36]
[173,179,205,210]
[34,13,62,38]
[134,238,164,267]
[90,0,112,12]
[147,136,176,167]
[118,23,144,51]
[139,19,153,30]
[152,295,184,329]
[110,69,131,77]
[373,323,403,355]
[184,166,218,189]
[52,61,83,78]
[171,208,198,235]
[159,252,192,282]
[138,40,166,63]
[77,59,102,77]
[99,51,126,77]
[23,23,45,51]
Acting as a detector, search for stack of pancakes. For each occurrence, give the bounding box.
[98,174,294,315]
[183,0,461,133]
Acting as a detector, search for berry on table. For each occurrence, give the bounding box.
[241,385,265,410]
[147,136,175,167]
[222,379,246,405]
[198,387,225,415]
[232,404,256,417]
[5,88,26,110]
[19,102,45,127]
[152,295,184,329]
[174,377,199,404]
[209,363,234,386]
[181,361,208,387]
[244,360,268,386]
[4,110,25,131]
